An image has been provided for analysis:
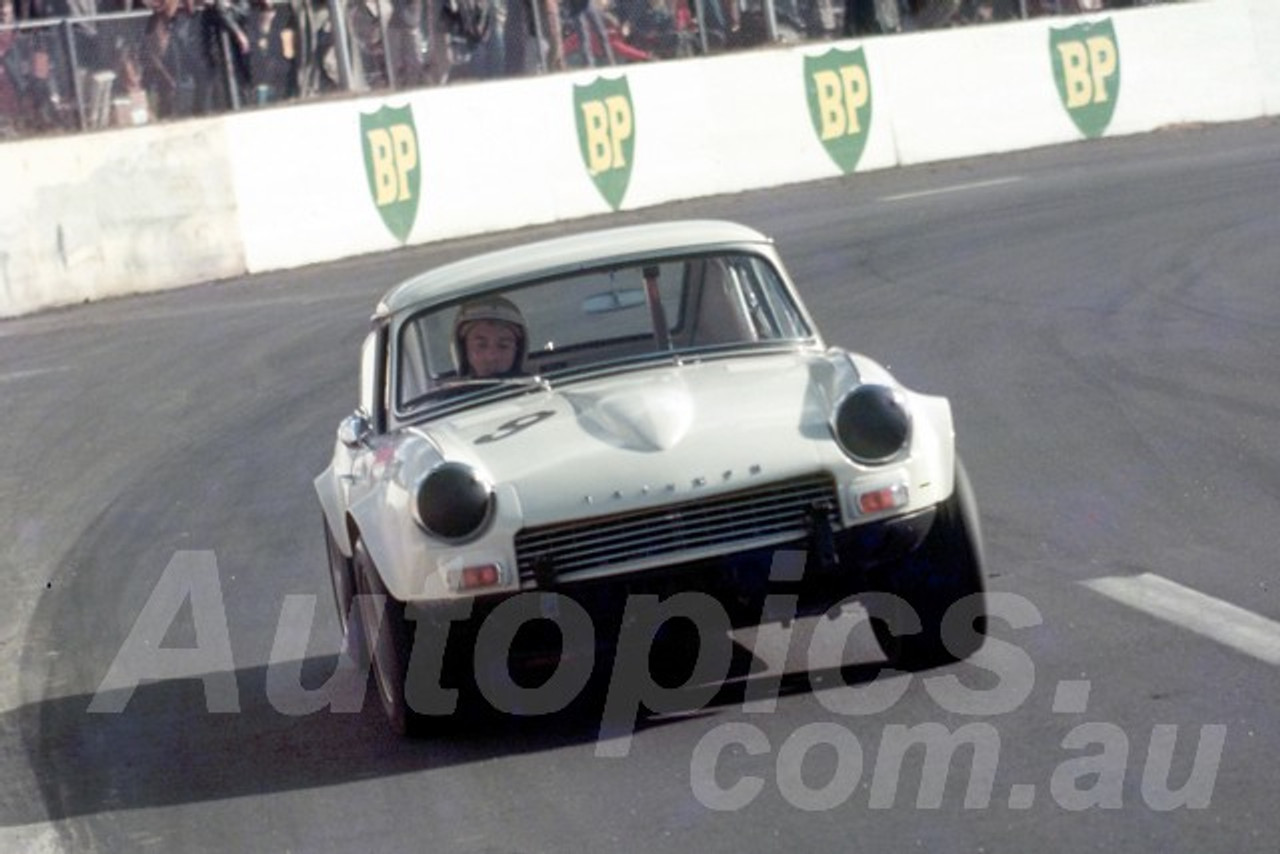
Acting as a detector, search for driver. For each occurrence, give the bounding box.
[452,296,528,378]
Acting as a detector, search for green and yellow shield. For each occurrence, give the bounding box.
[1051,19,1121,139]
[804,47,874,175]
[574,76,635,211]
[361,104,421,243]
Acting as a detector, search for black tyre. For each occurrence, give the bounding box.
[869,458,987,670]
[352,539,428,737]
[324,519,356,640]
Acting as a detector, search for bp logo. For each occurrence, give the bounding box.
[1051,19,1121,139]
[805,47,873,175]
[574,76,635,211]
[361,104,421,243]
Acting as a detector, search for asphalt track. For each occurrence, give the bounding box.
[2,118,1279,853]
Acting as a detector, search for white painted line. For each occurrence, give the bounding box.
[1082,572,1280,666]
[0,366,71,384]
[881,176,1023,203]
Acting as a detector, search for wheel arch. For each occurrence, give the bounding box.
[904,388,958,503]
[315,467,352,556]
[347,490,415,601]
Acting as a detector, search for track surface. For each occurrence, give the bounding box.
[3,119,1279,852]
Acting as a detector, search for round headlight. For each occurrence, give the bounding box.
[412,462,494,542]
[832,384,912,464]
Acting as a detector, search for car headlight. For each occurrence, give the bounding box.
[831,384,912,464]
[412,462,495,542]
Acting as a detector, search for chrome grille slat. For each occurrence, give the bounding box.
[526,499,812,557]
[515,475,839,582]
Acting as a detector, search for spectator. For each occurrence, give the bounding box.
[23,25,60,126]
[471,0,506,79]
[113,40,152,123]
[199,0,250,106]
[386,0,425,85]
[844,0,900,36]
[333,0,393,90]
[196,0,247,111]
[12,0,69,128]
[27,0,104,68]
[1,0,27,135]
[613,0,680,59]
[504,0,563,75]
[426,0,461,85]
[957,0,1018,22]
[143,0,202,117]
[244,0,297,103]
[562,0,615,66]
[444,0,501,80]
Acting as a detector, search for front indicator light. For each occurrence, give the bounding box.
[855,483,909,516]
[451,563,502,592]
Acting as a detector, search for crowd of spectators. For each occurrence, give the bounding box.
[0,0,1168,138]
[1,0,303,134]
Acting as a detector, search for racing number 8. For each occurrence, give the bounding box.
[475,410,555,445]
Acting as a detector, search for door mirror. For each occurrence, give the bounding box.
[338,412,371,448]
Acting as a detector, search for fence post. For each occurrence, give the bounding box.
[529,0,548,74]
[215,0,242,109]
[59,17,87,131]
[326,0,358,90]
[760,0,778,42]
[691,0,709,55]
[373,0,393,88]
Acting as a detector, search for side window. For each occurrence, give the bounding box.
[686,259,753,346]
[732,257,810,340]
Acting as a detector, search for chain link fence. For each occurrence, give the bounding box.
[0,0,1179,140]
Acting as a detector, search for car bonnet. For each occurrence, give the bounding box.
[412,351,850,528]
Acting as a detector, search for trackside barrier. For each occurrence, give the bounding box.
[1,0,1277,319]
[0,119,244,317]
[1250,1,1280,114]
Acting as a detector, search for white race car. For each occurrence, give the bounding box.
[316,220,986,735]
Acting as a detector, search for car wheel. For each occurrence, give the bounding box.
[869,458,987,671]
[352,538,427,737]
[324,519,356,639]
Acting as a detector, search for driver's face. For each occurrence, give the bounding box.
[464,320,519,377]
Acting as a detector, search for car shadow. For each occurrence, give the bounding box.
[9,638,893,826]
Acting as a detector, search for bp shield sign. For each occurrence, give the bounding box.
[805,47,873,174]
[361,105,421,243]
[1051,19,1121,139]
[574,76,635,210]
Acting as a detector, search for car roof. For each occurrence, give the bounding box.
[376,219,774,318]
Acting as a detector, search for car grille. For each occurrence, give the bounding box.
[515,474,840,585]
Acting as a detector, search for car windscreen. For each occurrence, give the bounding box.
[393,251,812,413]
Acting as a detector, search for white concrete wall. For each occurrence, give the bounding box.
[1,0,1276,318]
[1114,1,1267,130]
[1248,0,1280,114]
[0,120,244,316]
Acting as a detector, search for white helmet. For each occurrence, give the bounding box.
[452,295,528,377]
